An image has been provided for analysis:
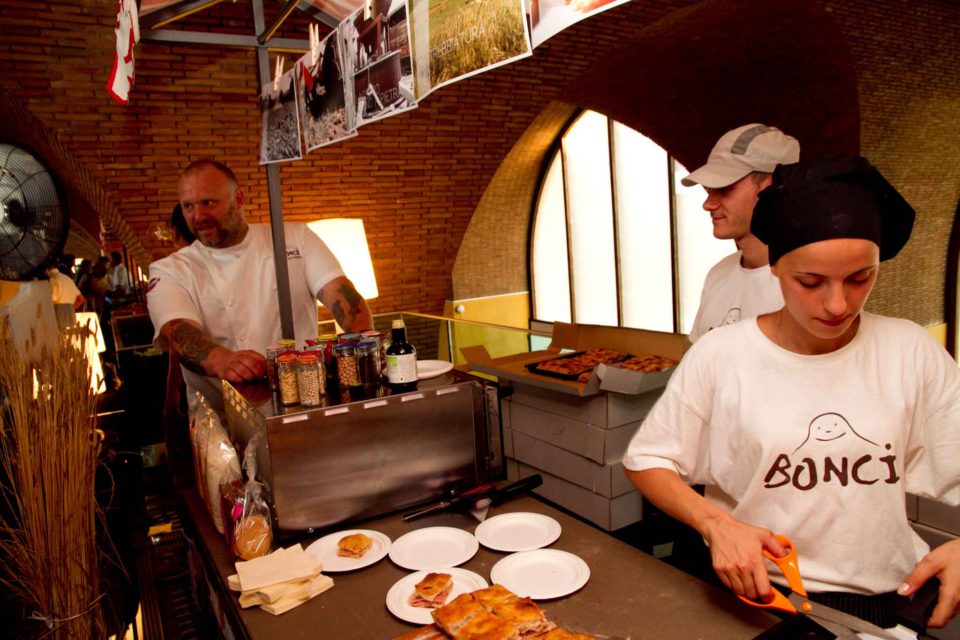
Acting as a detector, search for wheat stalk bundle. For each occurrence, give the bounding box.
[0,320,105,639]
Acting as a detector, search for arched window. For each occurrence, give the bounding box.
[530,110,733,334]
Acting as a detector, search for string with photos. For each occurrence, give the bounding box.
[0,313,106,638]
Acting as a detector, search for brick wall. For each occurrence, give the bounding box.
[0,0,958,325]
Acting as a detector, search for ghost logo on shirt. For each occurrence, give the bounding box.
[720,307,741,327]
[793,412,878,452]
[706,308,742,334]
[763,411,899,491]
[286,247,302,260]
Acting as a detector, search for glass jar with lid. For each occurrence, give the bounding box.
[266,344,283,391]
[276,353,300,406]
[356,338,381,389]
[334,342,360,388]
[296,353,323,406]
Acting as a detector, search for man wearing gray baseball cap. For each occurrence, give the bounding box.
[683,123,800,342]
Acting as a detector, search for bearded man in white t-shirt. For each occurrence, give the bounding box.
[684,124,800,343]
[147,159,373,413]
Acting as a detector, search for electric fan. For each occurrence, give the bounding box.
[0,144,69,356]
[0,143,68,281]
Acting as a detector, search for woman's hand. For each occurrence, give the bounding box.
[702,513,787,602]
[898,539,960,628]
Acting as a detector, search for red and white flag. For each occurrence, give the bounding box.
[106,0,140,104]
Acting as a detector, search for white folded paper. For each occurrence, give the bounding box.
[235,544,320,592]
[229,543,333,616]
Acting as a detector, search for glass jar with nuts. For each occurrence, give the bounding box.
[277,353,300,406]
[296,353,323,407]
[334,341,361,388]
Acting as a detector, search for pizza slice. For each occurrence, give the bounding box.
[432,593,487,637]
[456,609,522,640]
[485,596,555,636]
[470,584,518,610]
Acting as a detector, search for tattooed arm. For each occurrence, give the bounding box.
[158,318,267,382]
[317,276,373,333]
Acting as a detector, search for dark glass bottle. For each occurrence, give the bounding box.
[385,319,418,391]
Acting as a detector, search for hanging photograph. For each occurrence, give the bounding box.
[339,0,418,129]
[526,0,629,49]
[409,0,531,99]
[295,31,357,152]
[259,69,303,164]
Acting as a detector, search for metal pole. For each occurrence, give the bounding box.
[253,0,295,340]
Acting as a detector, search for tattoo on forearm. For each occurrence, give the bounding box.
[167,320,217,374]
[329,283,364,330]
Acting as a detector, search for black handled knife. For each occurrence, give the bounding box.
[403,475,543,522]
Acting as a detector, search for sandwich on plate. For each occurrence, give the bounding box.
[409,573,454,608]
[336,533,373,558]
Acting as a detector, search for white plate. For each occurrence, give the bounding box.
[416,360,454,379]
[490,549,590,600]
[474,512,561,552]
[389,527,479,570]
[385,568,488,625]
[304,529,391,572]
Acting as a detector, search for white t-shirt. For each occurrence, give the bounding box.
[110,263,130,292]
[688,251,783,343]
[624,313,960,595]
[146,223,345,412]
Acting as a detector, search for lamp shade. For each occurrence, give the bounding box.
[307,218,379,299]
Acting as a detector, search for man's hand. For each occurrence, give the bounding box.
[205,346,268,383]
[701,513,787,602]
[898,539,960,628]
[160,319,265,381]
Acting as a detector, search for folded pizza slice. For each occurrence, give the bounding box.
[409,572,454,608]
[336,533,373,558]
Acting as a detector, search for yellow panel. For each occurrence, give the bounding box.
[443,293,531,366]
[926,322,946,348]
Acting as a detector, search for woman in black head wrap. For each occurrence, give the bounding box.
[624,156,960,630]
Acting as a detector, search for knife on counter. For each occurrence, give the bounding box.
[403,475,543,522]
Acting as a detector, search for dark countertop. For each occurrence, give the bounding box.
[182,489,776,639]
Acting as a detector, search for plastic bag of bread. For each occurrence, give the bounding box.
[189,394,241,534]
[232,434,274,561]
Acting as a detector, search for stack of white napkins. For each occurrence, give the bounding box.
[227,544,334,615]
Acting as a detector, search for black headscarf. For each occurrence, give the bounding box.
[752,155,915,265]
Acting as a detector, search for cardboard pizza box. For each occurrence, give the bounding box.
[462,322,687,397]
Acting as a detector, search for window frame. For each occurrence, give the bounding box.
[528,109,688,334]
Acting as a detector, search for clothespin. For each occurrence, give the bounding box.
[273,55,285,92]
[309,23,320,66]
[364,0,372,21]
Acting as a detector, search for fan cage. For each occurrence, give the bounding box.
[0,143,68,281]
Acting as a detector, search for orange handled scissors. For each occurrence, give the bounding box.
[739,535,902,640]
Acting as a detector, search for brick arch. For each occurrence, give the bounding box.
[453,0,860,305]
[564,0,860,167]
[0,85,151,270]
[452,101,577,300]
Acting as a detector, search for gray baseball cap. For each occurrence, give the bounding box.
[682,123,800,188]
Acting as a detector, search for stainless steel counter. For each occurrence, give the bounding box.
[181,489,776,639]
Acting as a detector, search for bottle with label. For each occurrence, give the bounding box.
[385,319,417,391]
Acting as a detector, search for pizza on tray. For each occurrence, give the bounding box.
[394,585,595,640]
[533,348,629,379]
